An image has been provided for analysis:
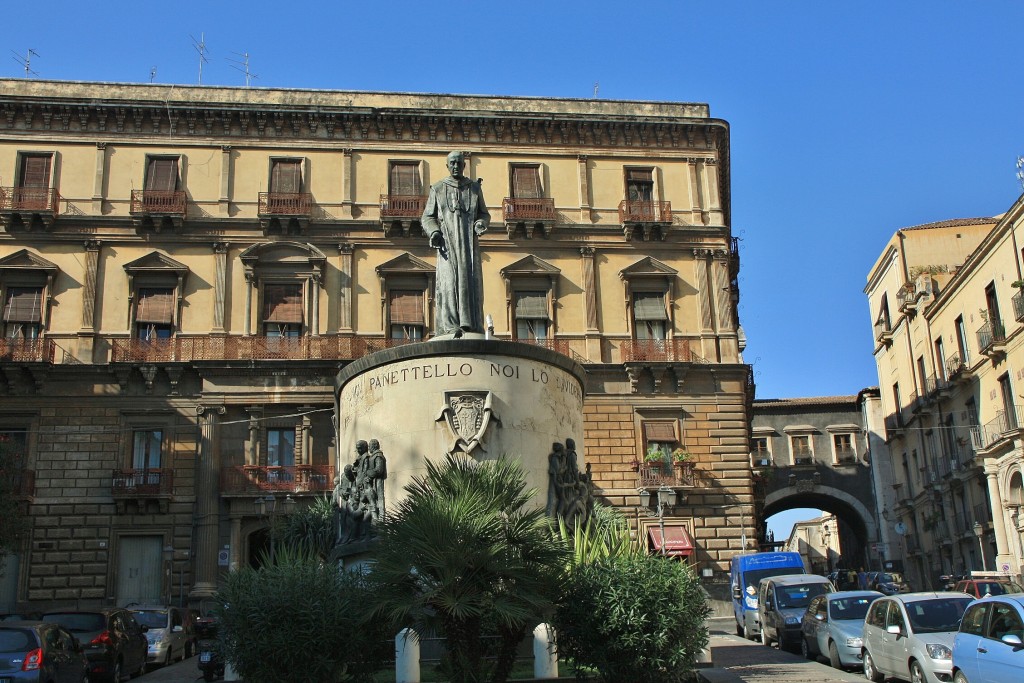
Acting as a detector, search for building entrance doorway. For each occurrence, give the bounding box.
[116,536,163,606]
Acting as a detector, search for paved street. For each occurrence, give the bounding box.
[132,654,207,683]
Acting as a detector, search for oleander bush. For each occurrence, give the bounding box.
[553,554,710,683]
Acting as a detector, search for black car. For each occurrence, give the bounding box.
[41,609,147,682]
[0,620,89,683]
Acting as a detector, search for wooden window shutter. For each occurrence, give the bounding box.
[146,157,178,192]
[3,287,43,322]
[390,163,422,196]
[135,288,175,324]
[643,421,678,442]
[633,292,667,320]
[19,154,51,188]
[263,284,304,323]
[514,291,548,318]
[511,166,542,199]
[271,159,302,193]
[389,289,424,324]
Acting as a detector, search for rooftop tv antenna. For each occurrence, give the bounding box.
[11,49,40,77]
[593,82,599,98]
[1017,156,1024,191]
[227,52,258,87]
[150,66,158,83]
[190,33,210,84]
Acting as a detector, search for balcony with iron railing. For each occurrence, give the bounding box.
[620,338,706,363]
[973,503,993,525]
[1013,291,1024,323]
[977,320,1007,356]
[379,194,427,219]
[945,353,972,382]
[502,197,557,238]
[258,192,313,217]
[970,405,1023,452]
[0,186,61,218]
[0,338,55,363]
[130,190,187,217]
[874,318,893,344]
[220,465,336,495]
[884,411,904,439]
[111,468,174,496]
[637,461,698,489]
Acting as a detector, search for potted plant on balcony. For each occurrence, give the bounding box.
[671,448,694,484]
[1012,280,1024,289]
[644,445,670,476]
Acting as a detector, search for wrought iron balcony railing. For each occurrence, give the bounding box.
[220,465,336,494]
[945,354,969,380]
[637,461,697,488]
[971,405,1023,451]
[874,318,893,342]
[111,468,174,496]
[618,199,671,224]
[502,197,556,222]
[258,192,313,217]
[130,190,187,216]
[1014,292,1024,323]
[379,194,427,219]
[977,320,1006,354]
[0,338,54,363]
[621,338,705,363]
[0,186,60,216]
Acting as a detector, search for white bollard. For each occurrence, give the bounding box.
[224,661,239,681]
[533,623,558,679]
[395,627,421,683]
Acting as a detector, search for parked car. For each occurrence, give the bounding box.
[729,551,807,640]
[954,578,1024,599]
[0,620,90,683]
[129,606,188,666]
[952,594,1024,683]
[862,592,973,683]
[800,590,882,669]
[870,571,910,595]
[757,573,834,651]
[41,608,148,682]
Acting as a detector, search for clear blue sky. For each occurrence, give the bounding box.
[5,1,1023,539]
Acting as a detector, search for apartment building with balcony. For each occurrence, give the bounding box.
[0,79,751,613]
[866,205,1024,590]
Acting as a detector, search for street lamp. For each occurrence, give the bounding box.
[638,485,679,556]
[973,521,987,572]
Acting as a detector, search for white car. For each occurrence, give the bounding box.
[862,592,973,683]
[800,590,882,669]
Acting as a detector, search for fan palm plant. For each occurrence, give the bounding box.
[367,454,567,683]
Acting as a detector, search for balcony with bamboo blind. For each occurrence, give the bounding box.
[502,197,557,238]
[0,186,60,230]
[257,192,314,233]
[379,194,427,237]
[130,189,187,231]
[618,199,672,241]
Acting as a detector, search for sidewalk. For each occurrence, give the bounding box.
[138,655,207,683]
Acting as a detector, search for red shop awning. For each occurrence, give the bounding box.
[648,525,695,557]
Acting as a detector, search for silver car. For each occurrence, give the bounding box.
[862,592,973,683]
[800,590,882,669]
[130,606,188,666]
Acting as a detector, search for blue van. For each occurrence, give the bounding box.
[730,551,806,639]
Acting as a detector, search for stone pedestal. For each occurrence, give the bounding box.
[335,339,586,517]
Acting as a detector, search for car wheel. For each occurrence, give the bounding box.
[828,641,842,670]
[736,621,744,637]
[910,660,926,683]
[800,636,813,660]
[110,660,122,683]
[953,670,970,683]
[863,650,883,683]
[743,623,754,641]
[166,649,173,666]
[760,627,772,647]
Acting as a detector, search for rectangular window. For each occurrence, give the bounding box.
[263,283,303,337]
[267,428,296,467]
[791,435,812,464]
[751,437,771,466]
[135,287,174,340]
[955,315,969,365]
[2,286,43,339]
[0,428,28,470]
[643,421,678,465]
[510,165,543,199]
[833,434,855,463]
[270,159,302,194]
[18,153,51,189]
[132,429,162,470]
[999,373,1017,430]
[625,168,654,202]
[389,289,425,340]
[389,162,422,196]
[985,283,1001,326]
[514,291,549,341]
[633,292,667,340]
[145,157,179,192]
[934,338,946,381]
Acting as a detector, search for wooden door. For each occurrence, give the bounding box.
[117,536,162,606]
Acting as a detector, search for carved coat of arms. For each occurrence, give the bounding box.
[435,391,501,455]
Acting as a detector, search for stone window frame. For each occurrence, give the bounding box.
[376,252,435,339]
[13,150,59,192]
[387,159,426,196]
[751,426,775,467]
[622,165,663,204]
[0,249,59,339]
[826,424,861,465]
[239,242,326,337]
[119,412,175,472]
[267,156,308,194]
[636,517,696,564]
[632,408,687,466]
[0,412,40,472]
[507,162,547,199]
[783,425,817,466]
[618,256,677,341]
[142,154,184,192]
[499,255,560,340]
[123,251,190,339]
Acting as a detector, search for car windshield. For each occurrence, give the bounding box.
[42,613,104,633]
[829,596,875,621]
[0,629,36,652]
[905,597,972,634]
[131,611,168,629]
[976,581,1024,595]
[878,573,902,584]
[776,583,829,610]
[743,568,801,594]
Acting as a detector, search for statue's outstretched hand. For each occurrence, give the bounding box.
[473,220,487,236]
[429,232,445,249]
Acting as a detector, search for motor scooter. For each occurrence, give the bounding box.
[196,617,225,682]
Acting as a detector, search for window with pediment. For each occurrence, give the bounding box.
[0,250,58,347]
[376,253,434,341]
[123,252,189,340]
[500,255,560,342]
[239,242,326,337]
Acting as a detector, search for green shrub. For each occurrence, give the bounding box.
[213,547,389,683]
[553,555,710,683]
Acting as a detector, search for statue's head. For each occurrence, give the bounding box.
[369,439,380,451]
[566,438,575,450]
[355,440,368,454]
[553,442,564,452]
[447,151,465,179]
